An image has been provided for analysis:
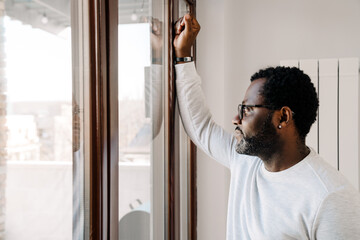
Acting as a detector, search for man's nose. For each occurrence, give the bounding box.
[232,114,241,126]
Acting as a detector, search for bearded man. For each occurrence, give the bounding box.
[174,14,360,239]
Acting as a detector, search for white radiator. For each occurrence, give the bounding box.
[280,58,360,191]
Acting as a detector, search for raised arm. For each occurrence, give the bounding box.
[174,14,237,168]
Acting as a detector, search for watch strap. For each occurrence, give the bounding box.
[175,57,193,63]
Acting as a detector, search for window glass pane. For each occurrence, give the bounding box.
[1,2,72,239]
[118,0,164,239]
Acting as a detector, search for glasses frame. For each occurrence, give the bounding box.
[237,104,277,121]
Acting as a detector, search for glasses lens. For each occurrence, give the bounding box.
[238,104,243,120]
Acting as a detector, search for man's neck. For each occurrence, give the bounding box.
[261,143,310,172]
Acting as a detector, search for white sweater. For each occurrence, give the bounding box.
[175,62,360,240]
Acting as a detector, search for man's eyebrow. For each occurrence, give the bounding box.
[242,99,247,104]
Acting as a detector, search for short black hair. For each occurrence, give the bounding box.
[250,66,319,140]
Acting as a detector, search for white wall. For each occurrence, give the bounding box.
[196,0,360,239]
[223,0,360,132]
[196,1,230,240]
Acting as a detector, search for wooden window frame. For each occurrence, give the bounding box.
[72,0,118,238]
[87,0,118,239]
[168,1,197,239]
[72,0,196,239]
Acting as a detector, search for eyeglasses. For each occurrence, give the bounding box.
[237,104,277,121]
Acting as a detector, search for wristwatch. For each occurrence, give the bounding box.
[174,57,193,64]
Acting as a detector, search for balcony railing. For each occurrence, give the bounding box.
[5,160,150,240]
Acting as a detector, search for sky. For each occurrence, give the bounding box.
[118,23,150,100]
[4,17,72,102]
[4,16,150,102]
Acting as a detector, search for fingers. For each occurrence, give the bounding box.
[183,14,192,33]
[177,17,186,34]
[192,16,200,31]
[174,14,200,37]
[175,14,192,34]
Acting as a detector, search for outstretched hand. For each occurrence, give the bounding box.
[173,14,200,58]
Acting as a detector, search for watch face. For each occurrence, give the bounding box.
[175,57,193,62]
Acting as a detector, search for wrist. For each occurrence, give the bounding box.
[175,49,191,58]
[174,56,193,64]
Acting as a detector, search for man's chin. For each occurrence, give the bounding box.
[236,140,280,161]
[235,140,257,156]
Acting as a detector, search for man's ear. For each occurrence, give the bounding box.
[278,106,293,128]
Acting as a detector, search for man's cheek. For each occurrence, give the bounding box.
[244,118,263,137]
[241,125,253,138]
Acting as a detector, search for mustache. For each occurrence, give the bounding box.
[235,126,244,135]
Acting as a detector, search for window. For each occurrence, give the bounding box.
[0,0,197,239]
[1,1,72,239]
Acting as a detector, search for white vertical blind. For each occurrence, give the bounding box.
[318,59,338,170]
[280,58,360,191]
[339,58,359,190]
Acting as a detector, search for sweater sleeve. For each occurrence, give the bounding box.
[175,62,237,169]
[312,188,360,239]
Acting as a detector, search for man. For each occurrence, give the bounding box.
[174,14,360,239]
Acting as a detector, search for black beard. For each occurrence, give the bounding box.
[236,112,281,160]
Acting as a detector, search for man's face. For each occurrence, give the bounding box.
[233,78,282,159]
